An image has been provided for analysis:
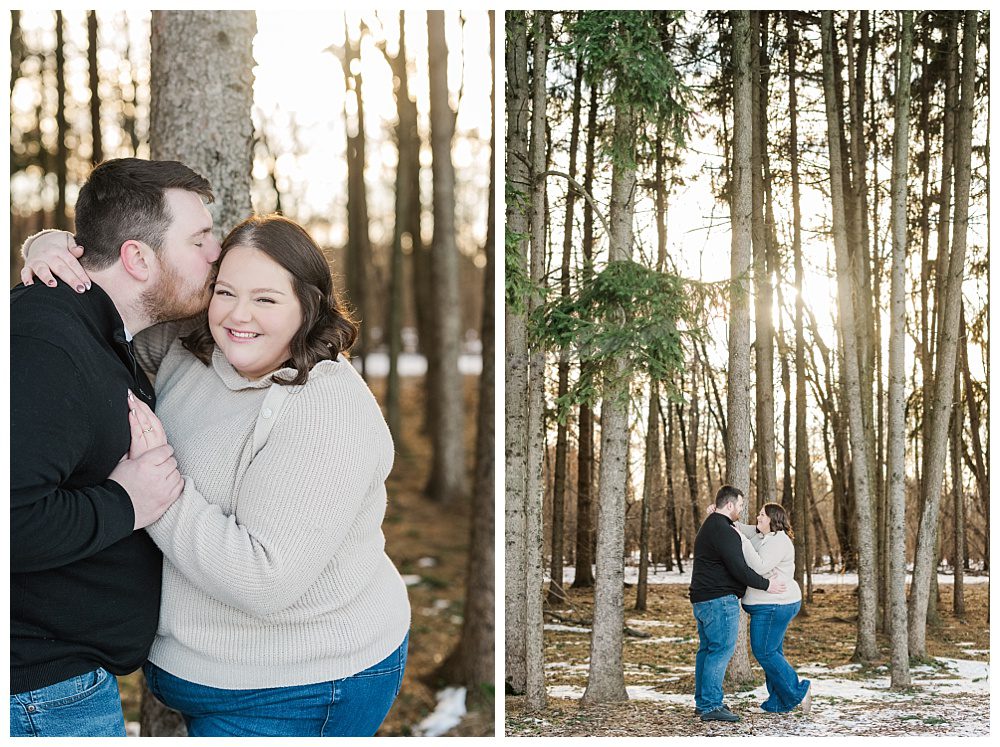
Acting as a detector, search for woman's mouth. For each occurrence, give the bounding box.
[226,328,260,341]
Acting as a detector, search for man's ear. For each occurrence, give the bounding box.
[120,240,152,281]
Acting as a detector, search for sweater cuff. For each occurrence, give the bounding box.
[105,478,137,536]
[21,228,70,260]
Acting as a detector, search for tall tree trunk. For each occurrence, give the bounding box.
[886,9,913,690]
[582,100,635,705]
[660,400,683,571]
[384,11,418,442]
[87,11,103,164]
[951,343,965,617]
[820,10,878,663]
[547,56,584,607]
[572,81,599,590]
[440,12,495,710]
[340,19,373,378]
[750,10,776,513]
[54,11,68,230]
[503,10,530,696]
[636,382,660,611]
[788,11,810,603]
[724,9,754,685]
[145,11,256,734]
[426,10,467,504]
[909,10,978,659]
[523,10,549,712]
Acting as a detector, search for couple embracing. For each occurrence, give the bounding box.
[689,484,812,722]
[11,158,411,737]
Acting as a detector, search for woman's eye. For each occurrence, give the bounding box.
[257,298,275,304]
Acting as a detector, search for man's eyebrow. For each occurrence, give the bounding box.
[188,226,212,239]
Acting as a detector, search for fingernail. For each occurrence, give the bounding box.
[85,281,91,290]
[48,280,56,287]
[127,389,134,401]
[76,285,85,293]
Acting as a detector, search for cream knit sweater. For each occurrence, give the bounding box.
[134,324,410,689]
[735,522,802,607]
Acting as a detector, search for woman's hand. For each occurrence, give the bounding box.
[21,230,91,293]
[705,502,715,517]
[127,389,170,460]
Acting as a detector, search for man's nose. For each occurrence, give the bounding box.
[207,238,222,263]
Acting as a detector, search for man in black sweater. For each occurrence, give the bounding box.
[10,159,221,737]
[689,484,785,723]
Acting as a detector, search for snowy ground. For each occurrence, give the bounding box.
[553,564,990,587]
[512,657,990,737]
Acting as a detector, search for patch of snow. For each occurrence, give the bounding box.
[554,566,988,587]
[544,624,590,634]
[413,686,467,737]
[417,557,438,568]
[401,574,421,586]
[631,636,689,645]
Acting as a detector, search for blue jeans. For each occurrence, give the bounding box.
[143,633,408,737]
[743,601,810,712]
[692,594,741,713]
[9,667,126,737]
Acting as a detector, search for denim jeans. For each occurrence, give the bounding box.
[144,633,408,737]
[692,594,741,713]
[9,667,127,737]
[743,601,810,712]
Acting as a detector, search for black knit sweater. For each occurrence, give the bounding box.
[10,280,162,693]
[689,511,771,603]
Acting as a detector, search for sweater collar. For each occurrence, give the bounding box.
[210,346,345,391]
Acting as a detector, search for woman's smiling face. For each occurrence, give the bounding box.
[756,506,771,533]
[208,245,302,380]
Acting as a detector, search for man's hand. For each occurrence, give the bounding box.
[108,444,183,530]
[767,577,787,595]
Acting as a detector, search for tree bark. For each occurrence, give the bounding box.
[54,11,68,230]
[523,10,549,712]
[503,10,530,696]
[145,10,256,734]
[426,11,467,505]
[87,11,102,164]
[909,10,978,659]
[636,381,659,611]
[724,9,754,685]
[820,10,878,662]
[547,56,584,607]
[582,100,635,705]
[886,9,913,689]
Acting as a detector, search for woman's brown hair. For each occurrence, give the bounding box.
[762,502,794,539]
[181,214,357,386]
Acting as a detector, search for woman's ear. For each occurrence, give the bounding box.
[120,240,152,281]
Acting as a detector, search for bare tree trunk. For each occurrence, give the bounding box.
[951,342,965,617]
[572,81,599,590]
[547,56,584,607]
[87,11,102,164]
[523,10,550,712]
[384,11,418,442]
[439,12,496,709]
[820,10,878,662]
[788,11,810,603]
[724,9,754,685]
[54,11,68,230]
[909,10,978,659]
[660,400,683,571]
[582,100,635,705]
[636,382,660,611]
[145,10,256,734]
[887,9,913,689]
[750,10,776,512]
[426,10,467,505]
[503,10,530,696]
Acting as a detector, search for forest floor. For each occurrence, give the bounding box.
[506,575,990,737]
[118,373,492,737]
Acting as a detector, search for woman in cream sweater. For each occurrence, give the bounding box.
[735,503,811,715]
[22,216,411,736]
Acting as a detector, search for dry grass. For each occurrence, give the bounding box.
[506,579,989,736]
